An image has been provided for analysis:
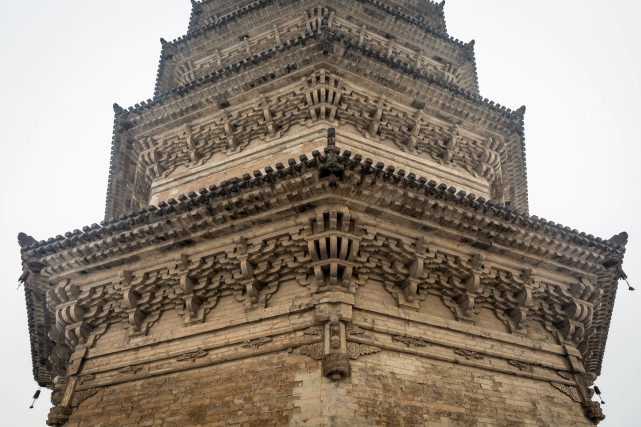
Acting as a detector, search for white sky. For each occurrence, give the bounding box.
[0,1,638,425]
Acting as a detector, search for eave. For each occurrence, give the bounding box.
[20,134,626,386]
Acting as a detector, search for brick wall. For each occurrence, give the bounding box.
[66,349,591,426]
[66,352,317,426]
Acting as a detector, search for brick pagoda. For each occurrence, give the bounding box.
[20,1,627,425]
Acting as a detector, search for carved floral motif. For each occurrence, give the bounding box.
[508,360,531,371]
[78,374,95,385]
[392,335,427,348]
[72,389,98,408]
[303,326,323,336]
[119,365,144,375]
[176,348,208,363]
[346,343,381,359]
[241,337,272,350]
[299,343,324,360]
[550,382,581,403]
[454,348,484,360]
[346,324,367,337]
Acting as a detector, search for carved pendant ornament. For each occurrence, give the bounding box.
[298,316,381,381]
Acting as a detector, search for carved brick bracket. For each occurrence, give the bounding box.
[381,235,432,310]
[363,95,387,138]
[233,237,281,308]
[556,277,598,345]
[505,269,535,332]
[236,237,261,305]
[120,270,159,336]
[175,252,221,324]
[449,272,481,321]
[439,124,460,164]
[301,69,344,123]
[400,109,424,152]
[303,205,361,293]
[49,280,94,351]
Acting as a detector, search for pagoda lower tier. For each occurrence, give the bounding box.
[20,130,623,425]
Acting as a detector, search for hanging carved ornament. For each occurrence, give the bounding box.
[50,376,69,406]
[318,316,352,381]
[47,407,72,426]
[322,352,351,380]
[582,401,605,423]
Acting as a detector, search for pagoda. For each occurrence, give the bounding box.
[19,1,627,425]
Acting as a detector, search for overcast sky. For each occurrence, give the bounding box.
[0,1,638,425]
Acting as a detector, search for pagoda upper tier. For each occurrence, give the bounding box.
[187,0,448,36]
[106,0,526,222]
[157,0,474,95]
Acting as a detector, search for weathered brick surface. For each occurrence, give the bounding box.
[66,348,591,426]
[348,353,591,426]
[67,352,318,427]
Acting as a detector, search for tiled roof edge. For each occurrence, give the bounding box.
[22,135,626,258]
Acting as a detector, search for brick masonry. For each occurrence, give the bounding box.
[20,1,623,425]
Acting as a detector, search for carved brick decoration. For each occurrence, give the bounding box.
[508,359,531,372]
[346,343,381,359]
[241,337,272,350]
[550,382,582,403]
[322,352,351,380]
[392,335,428,348]
[118,365,144,375]
[176,348,208,363]
[299,343,324,360]
[71,389,99,408]
[455,348,484,360]
[20,1,627,425]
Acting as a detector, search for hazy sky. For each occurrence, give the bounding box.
[0,1,639,425]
